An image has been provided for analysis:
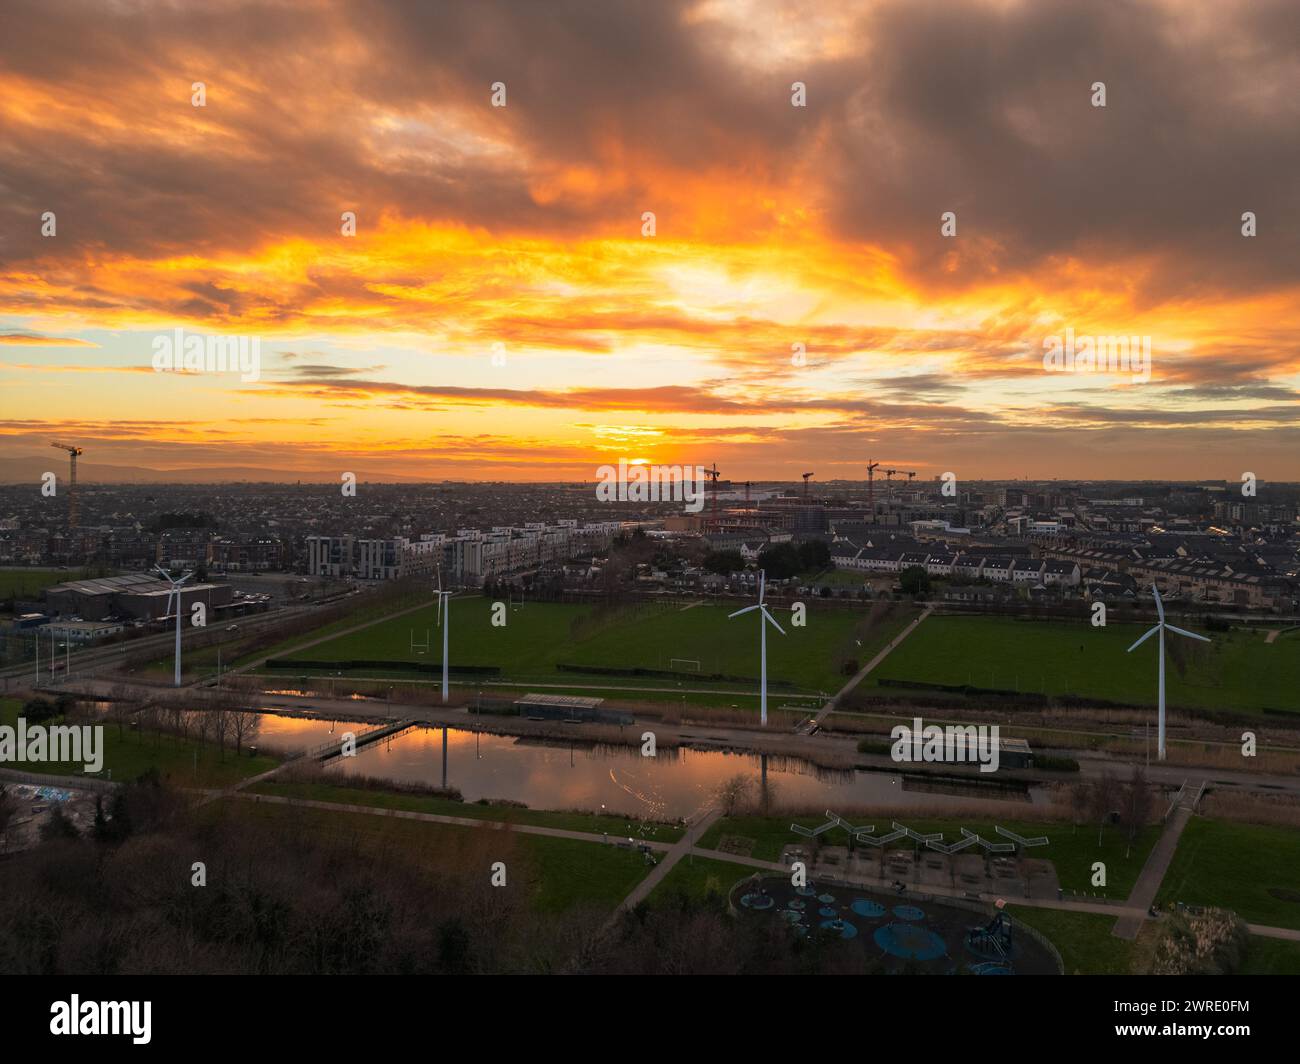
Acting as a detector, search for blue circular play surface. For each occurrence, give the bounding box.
[820,918,858,939]
[740,893,775,910]
[729,875,1059,975]
[874,921,947,961]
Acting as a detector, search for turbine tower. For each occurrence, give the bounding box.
[435,567,453,703]
[727,569,786,726]
[51,442,83,532]
[154,565,194,687]
[1126,584,1210,760]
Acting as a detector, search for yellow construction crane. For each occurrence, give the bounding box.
[51,442,83,531]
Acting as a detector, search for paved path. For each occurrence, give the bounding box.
[812,605,933,726]
[227,791,677,850]
[1112,779,1201,939]
[613,808,720,914]
[215,789,1300,944]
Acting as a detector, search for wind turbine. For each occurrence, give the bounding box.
[435,567,453,703]
[728,569,786,726]
[154,565,194,687]
[1126,584,1210,760]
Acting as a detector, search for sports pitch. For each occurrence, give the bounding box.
[267,598,916,699]
[863,615,1300,715]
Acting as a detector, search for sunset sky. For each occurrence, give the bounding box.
[1,0,1297,482]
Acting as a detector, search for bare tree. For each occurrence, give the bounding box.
[0,785,17,854]
[1122,765,1154,859]
[716,773,755,816]
[230,709,260,757]
[1089,772,1121,848]
[1068,780,1089,834]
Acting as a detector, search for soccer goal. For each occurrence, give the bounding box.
[410,628,430,655]
[669,657,701,672]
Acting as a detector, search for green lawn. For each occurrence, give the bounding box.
[1,697,279,787]
[228,797,649,914]
[1241,935,1300,975]
[865,615,1299,715]
[646,855,756,907]
[1156,817,1300,929]
[0,568,104,599]
[698,814,1159,897]
[519,834,651,913]
[266,597,919,704]
[1008,906,1136,974]
[249,779,684,840]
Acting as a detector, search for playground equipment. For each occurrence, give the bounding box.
[927,828,1016,855]
[855,821,942,847]
[791,811,876,838]
[966,912,1014,962]
[994,826,1049,848]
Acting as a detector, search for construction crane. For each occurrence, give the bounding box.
[705,463,722,529]
[905,471,917,487]
[801,472,814,499]
[885,469,898,502]
[51,442,83,531]
[866,460,880,510]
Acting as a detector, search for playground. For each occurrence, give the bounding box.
[730,874,1061,975]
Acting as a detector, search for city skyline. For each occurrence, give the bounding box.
[3,0,1299,481]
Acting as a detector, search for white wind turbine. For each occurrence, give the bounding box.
[435,568,453,703]
[154,565,194,687]
[728,569,786,726]
[1126,583,1210,760]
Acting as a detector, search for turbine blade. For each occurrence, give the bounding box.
[759,570,766,602]
[1152,583,1164,622]
[761,607,786,635]
[728,605,760,619]
[1165,624,1211,643]
[1126,626,1160,652]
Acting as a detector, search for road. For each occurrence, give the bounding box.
[812,604,933,726]
[218,788,1300,946]
[1112,780,1201,940]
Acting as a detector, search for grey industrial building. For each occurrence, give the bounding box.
[44,573,234,621]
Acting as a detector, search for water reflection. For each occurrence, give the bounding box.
[326,724,1046,821]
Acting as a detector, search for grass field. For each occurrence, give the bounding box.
[1241,935,1300,974]
[646,854,756,907]
[228,798,651,914]
[1156,817,1300,929]
[0,568,101,600]
[260,597,919,705]
[697,814,1160,897]
[864,615,1300,715]
[1008,906,1136,974]
[0,697,279,787]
